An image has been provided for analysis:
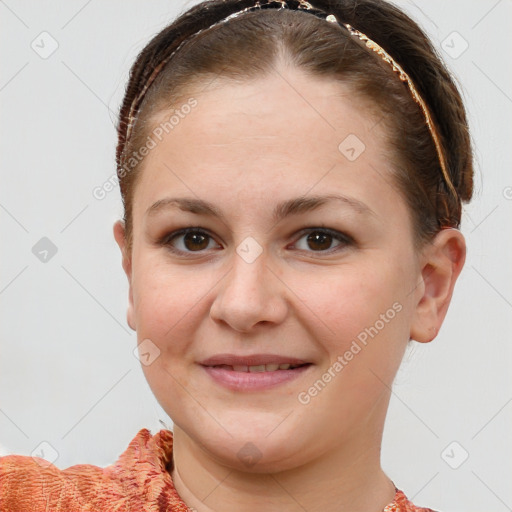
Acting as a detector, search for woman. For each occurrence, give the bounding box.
[0,0,473,510]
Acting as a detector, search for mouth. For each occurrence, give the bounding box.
[199,353,312,367]
[206,363,311,372]
[199,356,314,391]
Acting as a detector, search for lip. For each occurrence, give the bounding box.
[199,353,311,367]
[201,363,313,391]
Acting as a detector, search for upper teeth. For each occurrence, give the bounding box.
[215,363,303,372]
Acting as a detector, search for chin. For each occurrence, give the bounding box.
[211,438,306,474]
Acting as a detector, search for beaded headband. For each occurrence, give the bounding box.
[122,0,458,204]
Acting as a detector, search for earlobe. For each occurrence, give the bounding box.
[113,220,136,331]
[410,228,466,343]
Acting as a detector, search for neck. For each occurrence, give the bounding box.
[169,412,395,512]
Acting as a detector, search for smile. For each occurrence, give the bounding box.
[201,363,313,391]
[211,363,308,372]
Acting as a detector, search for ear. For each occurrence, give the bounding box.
[113,220,136,331]
[410,228,466,343]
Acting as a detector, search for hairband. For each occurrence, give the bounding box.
[122,0,458,203]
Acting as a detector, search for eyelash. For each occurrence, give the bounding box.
[158,226,354,257]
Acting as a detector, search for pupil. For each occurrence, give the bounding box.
[184,232,208,251]
[307,232,332,251]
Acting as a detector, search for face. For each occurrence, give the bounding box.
[115,68,427,472]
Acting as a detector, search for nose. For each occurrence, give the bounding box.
[209,247,288,333]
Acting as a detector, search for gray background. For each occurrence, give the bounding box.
[1,1,511,511]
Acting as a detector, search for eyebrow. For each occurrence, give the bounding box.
[145,194,375,222]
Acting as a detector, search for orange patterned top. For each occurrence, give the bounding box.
[0,428,437,511]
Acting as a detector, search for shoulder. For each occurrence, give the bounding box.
[0,451,107,511]
[0,428,182,511]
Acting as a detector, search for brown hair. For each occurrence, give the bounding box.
[115,0,473,253]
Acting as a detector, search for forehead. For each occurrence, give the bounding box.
[134,68,405,224]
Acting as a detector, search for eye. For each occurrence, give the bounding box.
[159,226,353,256]
[161,228,221,254]
[292,228,353,253]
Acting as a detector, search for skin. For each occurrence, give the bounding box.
[114,65,466,512]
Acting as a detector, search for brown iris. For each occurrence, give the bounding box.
[306,231,333,251]
[183,231,210,251]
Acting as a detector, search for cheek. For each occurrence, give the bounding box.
[305,263,406,338]
[131,258,209,355]
[305,260,412,389]
[132,269,201,400]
